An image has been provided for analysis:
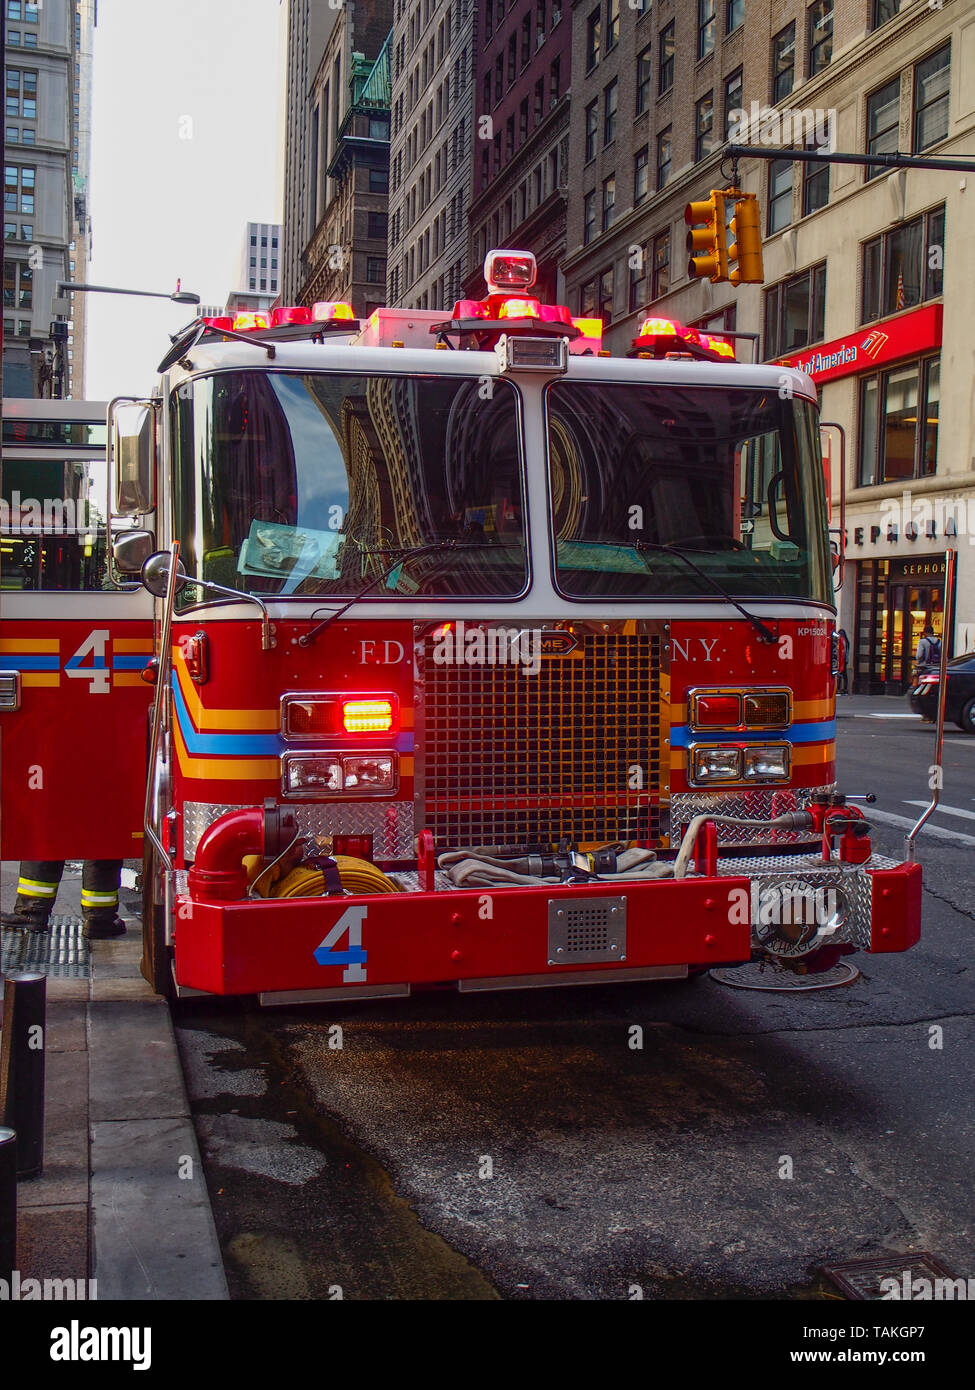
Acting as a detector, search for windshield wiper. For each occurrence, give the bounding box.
[633,541,777,644]
[297,539,519,647]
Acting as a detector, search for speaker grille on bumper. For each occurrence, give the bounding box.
[418,627,662,852]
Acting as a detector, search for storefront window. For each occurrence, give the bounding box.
[858,355,940,485]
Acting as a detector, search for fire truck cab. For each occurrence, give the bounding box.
[39,249,922,1003]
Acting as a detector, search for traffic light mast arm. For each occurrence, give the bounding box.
[725,144,975,175]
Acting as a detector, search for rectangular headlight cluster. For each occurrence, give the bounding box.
[690,689,791,731]
[0,671,21,712]
[282,752,398,799]
[690,743,791,785]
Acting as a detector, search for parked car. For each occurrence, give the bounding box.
[909,650,975,732]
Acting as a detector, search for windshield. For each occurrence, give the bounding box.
[171,371,527,599]
[546,382,832,605]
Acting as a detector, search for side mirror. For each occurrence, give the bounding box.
[141,550,187,598]
[112,402,156,515]
[113,530,156,575]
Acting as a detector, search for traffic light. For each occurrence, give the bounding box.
[685,191,728,282]
[728,192,764,285]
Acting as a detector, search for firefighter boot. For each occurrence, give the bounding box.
[3,862,64,932]
[81,859,126,939]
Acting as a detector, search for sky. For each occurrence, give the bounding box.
[85,0,282,399]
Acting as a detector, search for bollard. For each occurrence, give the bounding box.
[0,1127,16,1284]
[0,972,46,1179]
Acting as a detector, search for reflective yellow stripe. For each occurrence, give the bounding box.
[81,891,118,905]
[18,878,58,896]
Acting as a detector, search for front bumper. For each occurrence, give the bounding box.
[172,851,921,998]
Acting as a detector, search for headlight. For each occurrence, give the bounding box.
[282,752,398,799]
[691,746,742,783]
[742,744,790,780]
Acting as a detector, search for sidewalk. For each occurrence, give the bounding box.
[1,861,227,1300]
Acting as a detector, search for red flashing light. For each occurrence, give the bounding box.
[638,316,682,338]
[232,311,271,332]
[343,698,395,734]
[203,315,233,330]
[497,297,542,319]
[694,694,742,728]
[312,301,355,322]
[572,317,603,340]
[450,298,489,320]
[538,303,573,325]
[271,305,313,327]
[700,332,736,359]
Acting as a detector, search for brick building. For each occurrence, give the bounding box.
[465,0,572,303]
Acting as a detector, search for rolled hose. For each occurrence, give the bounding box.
[245,854,402,897]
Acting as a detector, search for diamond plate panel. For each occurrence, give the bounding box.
[670,785,835,846]
[1,916,91,978]
[182,800,415,860]
[712,857,875,950]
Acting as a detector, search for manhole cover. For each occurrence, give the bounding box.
[1,916,91,978]
[820,1252,961,1300]
[710,960,859,991]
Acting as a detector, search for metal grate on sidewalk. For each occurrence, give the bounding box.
[1,915,91,978]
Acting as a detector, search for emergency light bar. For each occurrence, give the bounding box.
[630,315,736,361]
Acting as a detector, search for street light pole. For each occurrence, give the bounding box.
[49,281,201,399]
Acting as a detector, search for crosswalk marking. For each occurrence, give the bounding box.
[866,806,975,848]
[903,799,975,823]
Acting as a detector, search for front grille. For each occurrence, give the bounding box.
[418,625,662,851]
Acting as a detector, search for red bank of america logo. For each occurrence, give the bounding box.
[860,330,889,359]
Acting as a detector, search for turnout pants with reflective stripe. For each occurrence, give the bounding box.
[16,860,123,924]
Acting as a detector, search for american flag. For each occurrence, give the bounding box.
[896,269,905,310]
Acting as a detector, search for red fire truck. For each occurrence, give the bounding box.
[2,250,921,1003]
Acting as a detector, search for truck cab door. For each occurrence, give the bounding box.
[0,400,155,861]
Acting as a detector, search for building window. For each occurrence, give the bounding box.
[724,67,743,139]
[23,31,35,47]
[698,0,716,60]
[659,21,674,93]
[634,146,649,204]
[369,167,389,193]
[636,46,652,115]
[550,57,561,105]
[866,77,900,181]
[861,205,944,323]
[8,129,18,143]
[803,131,830,215]
[506,115,515,157]
[6,69,37,121]
[771,23,795,103]
[606,0,619,50]
[599,267,614,325]
[657,127,672,189]
[534,76,545,121]
[726,0,744,33]
[604,79,618,145]
[602,174,616,230]
[763,263,826,358]
[652,231,670,299]
[367,257,385,284]
[580,278,597,317]
[485,0,493,38]
[495,55,503,103]
[586,8,601,70]
[20,222,31,240]
[4,221,16,240]
[585,100,598,162]
[872,0,908,29]
[767,158,792,233]
[695,93,714,162]
[7,30,19,45]
[807,2,833,77]
[508,33,517,84]
[584,191,596,244]
[629,243,648,312]
[914,44,950,152]
[367,212,388,239]
[4,164,35,216]
[859,356,940,485]
[521,14,531,66]
[520,97,529,142]
[536,0,546,46]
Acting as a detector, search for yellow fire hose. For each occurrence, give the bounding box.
[244,854,402,898]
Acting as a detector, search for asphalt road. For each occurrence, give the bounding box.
[175,702,975,1300]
